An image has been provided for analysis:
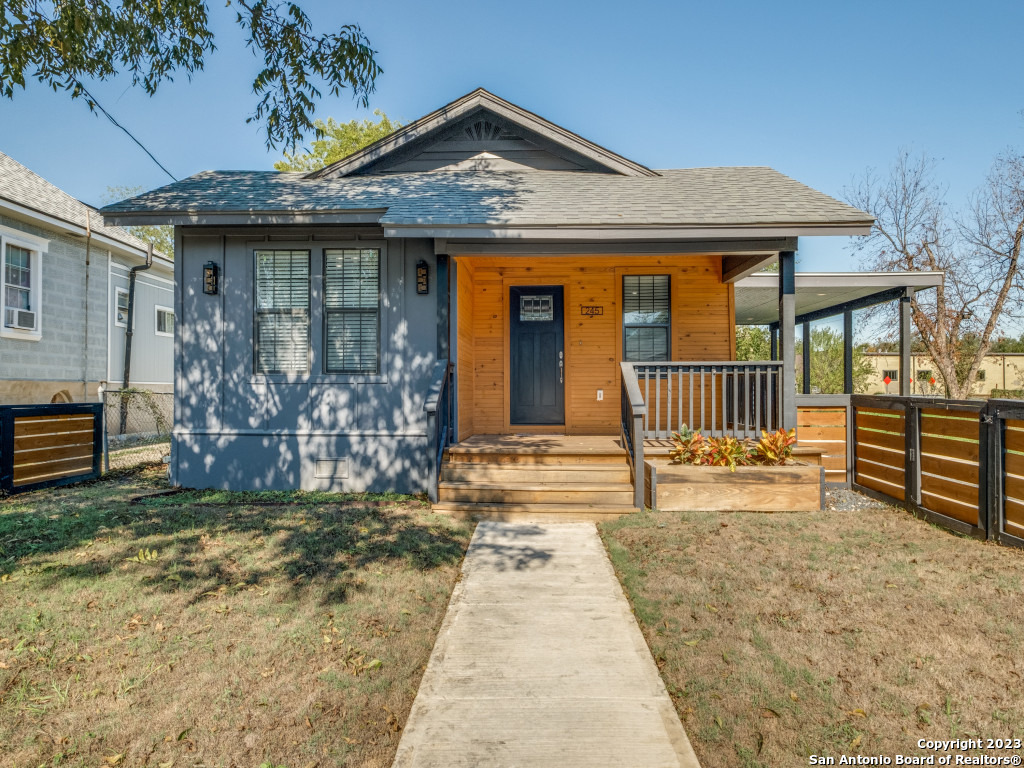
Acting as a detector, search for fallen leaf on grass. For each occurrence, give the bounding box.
[789,691,799,702]
[761,709,780,718]
[176,727,191,741]
[683,640,699,647]
[104,755,124,766]
[848,708,867,718]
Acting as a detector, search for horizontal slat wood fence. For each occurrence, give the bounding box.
[796,401,850,485]
[0,404,102,494]
[849,396,1024,549]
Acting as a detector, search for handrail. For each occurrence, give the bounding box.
[424,359,452,504]
[620,363,647,509]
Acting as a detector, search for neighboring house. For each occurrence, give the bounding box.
[102,89,874,494]
[864,352,1024,397]
[0,151,173,404]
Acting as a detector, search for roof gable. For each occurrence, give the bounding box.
[309,89,657,179]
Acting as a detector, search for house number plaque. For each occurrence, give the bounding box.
[580,305,604,316]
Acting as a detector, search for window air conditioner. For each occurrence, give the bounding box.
[4,308,36,330]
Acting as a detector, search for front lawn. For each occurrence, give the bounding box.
[600,492,1024,768]
[0,467,472,768]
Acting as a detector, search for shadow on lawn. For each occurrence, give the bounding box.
[0,469,470,605]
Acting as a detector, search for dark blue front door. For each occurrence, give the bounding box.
[510,286,564,425]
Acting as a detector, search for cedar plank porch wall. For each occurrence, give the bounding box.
[455,254,735,437]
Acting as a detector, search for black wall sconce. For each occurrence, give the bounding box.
[416,260,429,295]
[203,261,219,295]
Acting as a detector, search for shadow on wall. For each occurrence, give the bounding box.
[174,258,442,493]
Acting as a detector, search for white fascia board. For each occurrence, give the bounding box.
[101,210,387,227]
[1,197,156,262]
[382,224,874,240]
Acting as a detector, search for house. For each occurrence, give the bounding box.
[0,151,174,405]
[863,351,1024,397]
[101,89,876,507]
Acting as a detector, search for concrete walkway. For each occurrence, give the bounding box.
[393,522,701,768]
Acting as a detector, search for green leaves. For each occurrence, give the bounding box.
[0,0,381,151]
[126,547,159,563]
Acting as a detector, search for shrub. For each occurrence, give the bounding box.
[702,435,754,472]
[753,428,797,466]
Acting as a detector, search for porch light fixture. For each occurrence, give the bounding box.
[203,261,219,295]
[416,260,429,295]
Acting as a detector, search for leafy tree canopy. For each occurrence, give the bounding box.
[103,186,173,257]
[0,0,381,151]
[275,110,401,171]
[736,325,874,394]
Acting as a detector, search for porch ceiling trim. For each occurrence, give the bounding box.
[735,271,944,326]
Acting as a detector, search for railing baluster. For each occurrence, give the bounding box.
[677,369,683,435]
[666,366,672,439]
[700,366,706,432]
[711,366,717,436]
[655,366,662,439]
[754,365,762,435]
[732,365,739,436]
[688,368,694,432]
[646,367,653,436]
[743,366,751,438]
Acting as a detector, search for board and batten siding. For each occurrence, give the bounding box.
[454,254,735,436]
[172,229,439,493]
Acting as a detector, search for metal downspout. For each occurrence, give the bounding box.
[81,211,92,401]
[119,242,153,433]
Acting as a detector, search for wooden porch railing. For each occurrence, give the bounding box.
[424,359,453,504]
[624,361,784,440]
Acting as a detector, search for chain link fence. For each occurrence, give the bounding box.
[102,389,172,471]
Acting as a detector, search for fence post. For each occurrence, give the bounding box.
[904,400,920,510]
[983,402,999,542]
[0,407,14,493]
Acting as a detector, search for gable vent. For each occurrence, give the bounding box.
[464,120,503,141]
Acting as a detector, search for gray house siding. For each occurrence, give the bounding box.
[0,212,107,402]
[171,227,440,492]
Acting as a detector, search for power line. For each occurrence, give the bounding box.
[75,80,178,182]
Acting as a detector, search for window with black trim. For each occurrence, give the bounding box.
[114,287,130,327]
[324,248,380,374]
[254,250,310,373]
[882,369,898,382]
[623,275,670,361]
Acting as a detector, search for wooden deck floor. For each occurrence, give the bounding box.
[450,434,627,455]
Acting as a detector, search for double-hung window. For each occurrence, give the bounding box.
[324,249,380,374]
[1,229,46,340]
[623,275,670,362]
[254,250,310,373]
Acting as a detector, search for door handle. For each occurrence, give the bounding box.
[559,351,564,384]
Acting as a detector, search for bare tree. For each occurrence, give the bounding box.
[846,150,1024,399]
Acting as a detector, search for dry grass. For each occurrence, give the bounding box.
[0,467,472,768]
[600,492,1024,768]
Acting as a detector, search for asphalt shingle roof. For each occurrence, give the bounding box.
[101,167,871,228]
[1,151,158,254]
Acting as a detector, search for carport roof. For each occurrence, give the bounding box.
[735,271,943,326]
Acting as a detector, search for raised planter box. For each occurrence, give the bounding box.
[644,459,824,512]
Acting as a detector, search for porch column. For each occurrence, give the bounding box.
[437,254,450,360]
[843,309,854,395]
[802,321,811,395]
[778,251,797,430]
[899,287,914,397]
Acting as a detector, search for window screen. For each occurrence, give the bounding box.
[254,250,310,373]
[324,249,379,374]
[156,307,174,336]
[4,244,31,312]
[623,275,670,362]
[882,369,898,381]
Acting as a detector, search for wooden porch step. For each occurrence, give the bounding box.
[445,450,627,466]
[441,464,632,484]
[438,482,634,505]
[430,501,636,523]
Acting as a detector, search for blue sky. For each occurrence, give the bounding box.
[3,0,1023,273]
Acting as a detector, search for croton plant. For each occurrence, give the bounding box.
[668,425,797,472]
